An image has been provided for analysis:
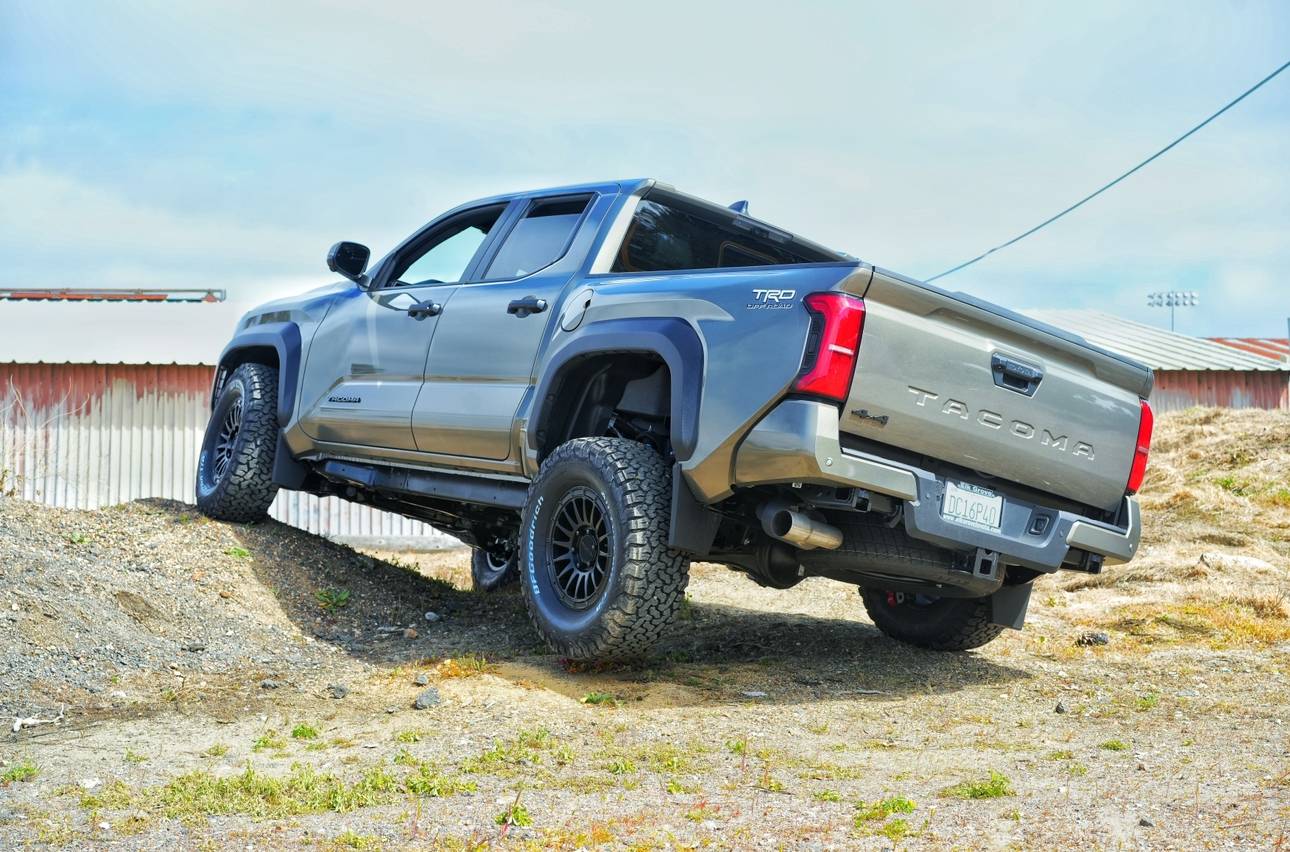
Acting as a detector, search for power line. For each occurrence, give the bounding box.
[926,59,1290,283]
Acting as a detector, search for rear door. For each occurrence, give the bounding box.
[297,202,512,451]
[412,193,600,462]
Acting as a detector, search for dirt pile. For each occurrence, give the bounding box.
[0,498,529,721]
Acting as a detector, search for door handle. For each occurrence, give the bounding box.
[407,300,442,319]
[507,295,548,318]
[991,353,1043,397]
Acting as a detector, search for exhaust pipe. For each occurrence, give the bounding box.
[757,501,843,551]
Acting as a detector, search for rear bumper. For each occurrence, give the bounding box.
[733,399,1140,571]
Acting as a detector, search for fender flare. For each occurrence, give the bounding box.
[529,317,703,461]
[214,322,302,425]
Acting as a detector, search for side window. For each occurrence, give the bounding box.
[484,195,591,280]
[612,191,838,273]
[388,204,506,288]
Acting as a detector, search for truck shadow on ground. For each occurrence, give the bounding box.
[238,522,1029,706]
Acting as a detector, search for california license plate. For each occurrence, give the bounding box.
[942,481,1003,531]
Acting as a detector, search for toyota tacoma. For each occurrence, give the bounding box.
[197,179,1153,658]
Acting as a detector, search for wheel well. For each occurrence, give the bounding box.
[535,354,671,462]
[213,346,280,407]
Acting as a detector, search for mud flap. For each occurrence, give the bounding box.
[668,465,721,557]
[989,582,1033,630]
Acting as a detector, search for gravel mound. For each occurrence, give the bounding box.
[0,498,511,720]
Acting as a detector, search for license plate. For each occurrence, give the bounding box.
[942,481,1003,531]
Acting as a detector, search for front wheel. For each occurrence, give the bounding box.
[519,437,689,660]
[860,587,1005,651]
[471,545,519,592]
[196,363,280,522]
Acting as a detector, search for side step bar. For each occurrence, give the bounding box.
[318,460,528,511]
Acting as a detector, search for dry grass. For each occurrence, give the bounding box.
[1064,408,1290,601]
[1093,594,1290,648]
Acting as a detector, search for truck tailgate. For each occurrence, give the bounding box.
[841,270,1152,512]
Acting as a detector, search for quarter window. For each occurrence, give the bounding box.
[612,190,838,273]
[485,195,591,280]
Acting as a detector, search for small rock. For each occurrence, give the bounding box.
[182,642,206,652]
[386,705,398,714]
[402,627,418,640]
[414,673,430,686]
[1139,818,1154,827]
[326,683,348,699]
[79,778,102,790]
[413,687,441,710]
[424,610,441,623]
[741,690,768,699]
[259,678,281,690]
[1075,631,1110,647]
[1055,700,1070,714]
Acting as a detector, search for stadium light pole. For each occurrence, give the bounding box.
[1146,290,1199,332]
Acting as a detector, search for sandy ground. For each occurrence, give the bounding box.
[0,408,1287,849]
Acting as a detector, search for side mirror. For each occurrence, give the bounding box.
[327,241,371,285]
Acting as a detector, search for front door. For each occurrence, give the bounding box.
[297,202,510,452]
[413,193,598,461]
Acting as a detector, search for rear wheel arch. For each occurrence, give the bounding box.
[530,319,703,463]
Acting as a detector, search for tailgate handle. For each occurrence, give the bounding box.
[991,354,1043,397]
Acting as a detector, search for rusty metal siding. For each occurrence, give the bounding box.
[1151,370,1290,412]
[0,363,456,546]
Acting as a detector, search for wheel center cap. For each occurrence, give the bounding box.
[576,532,598,565]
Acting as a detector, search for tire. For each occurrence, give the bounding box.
[196,363,280,522]
[471,546,518,592]
[519,437,689,660]
[860,587,1005,651]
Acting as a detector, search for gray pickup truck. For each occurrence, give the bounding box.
[198,179,1153,658]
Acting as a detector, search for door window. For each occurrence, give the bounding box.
[611,190,838,273]
[387,204,506,288]
[484,195,591,280]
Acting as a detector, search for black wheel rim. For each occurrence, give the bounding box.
[546,486,610,609]
[212,395,243,482]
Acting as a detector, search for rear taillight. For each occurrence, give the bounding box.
[793,292,866,403]
[1125,399,1153,495]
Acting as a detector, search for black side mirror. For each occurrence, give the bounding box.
[327,241,371,285]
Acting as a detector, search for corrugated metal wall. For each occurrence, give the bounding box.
[0,363,457,547]
[1153,370,1289,412]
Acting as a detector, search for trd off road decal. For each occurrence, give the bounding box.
[746,288,796,310]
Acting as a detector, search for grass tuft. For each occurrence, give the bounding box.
[940,770,1014,800]
[2,761,38,784]
[315,587,351,611]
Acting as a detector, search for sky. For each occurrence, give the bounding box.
[2,0,1288,362]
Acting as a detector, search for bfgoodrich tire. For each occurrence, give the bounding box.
[519,438,689,660]
[196,363,280,522]
[860,587,1005,651]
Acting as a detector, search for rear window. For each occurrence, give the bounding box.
[611,190,838,273]
[485,195,591,279]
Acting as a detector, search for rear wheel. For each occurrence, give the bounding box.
[196,363,280,522]
[519,437,689,660]
[860,587,1004,651]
